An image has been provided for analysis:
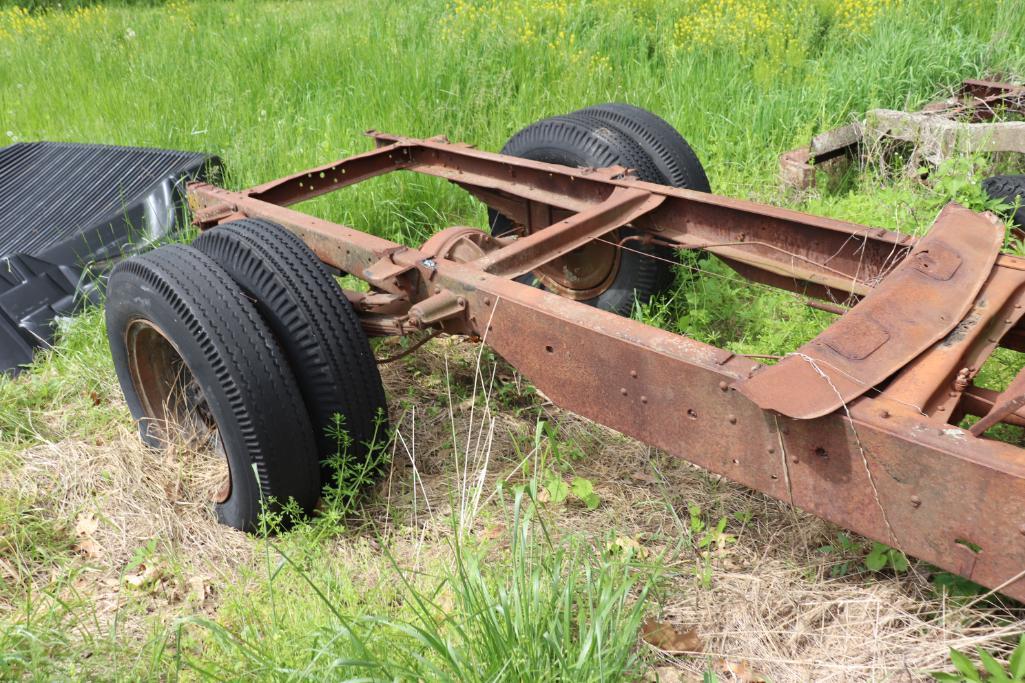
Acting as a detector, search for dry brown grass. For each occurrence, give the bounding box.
[3,428,251,639]
[2,334,1024,681]
[376,337,1025,682]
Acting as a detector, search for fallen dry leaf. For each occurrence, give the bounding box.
[124,562,164,590]
[188,574,211,605]
[73,537,101,559]
[641,618,703,653]
[73,511,102,559]
[715,658,765,682]
[74,511,99,538]
[607,535,649,558]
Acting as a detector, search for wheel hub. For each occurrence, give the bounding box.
[533,231,621,300]
[124,319,231,503]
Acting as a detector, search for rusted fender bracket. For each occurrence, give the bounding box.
[879,266,1025,418]
[737,204,1005,419]
[971,367,1025,436]
[474,186,664,278]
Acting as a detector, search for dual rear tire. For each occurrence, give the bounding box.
[490,103,709,315]
[105,104,706,531]
[106,221,387,531]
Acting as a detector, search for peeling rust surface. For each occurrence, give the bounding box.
[735,204,1004,419]
[941,312,982,347]
[187,133,1025,603]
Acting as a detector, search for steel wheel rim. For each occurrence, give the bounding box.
[124,318,232,503]
[514,224,622,300]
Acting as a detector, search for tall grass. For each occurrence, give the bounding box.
[1,0,1023,227]
[2,1,1025,679]
[178,490,659,681]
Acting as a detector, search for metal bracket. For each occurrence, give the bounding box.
[363,247,419,292]
[474,186,664,278]
[736,204,1004,419]
[343,289,409,314]
[971,366,1025,435]
[408,291,466,328]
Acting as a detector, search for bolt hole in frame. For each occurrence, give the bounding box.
[188,128,1025,601]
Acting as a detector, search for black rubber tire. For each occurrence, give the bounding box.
[105,244,320,531]
[489,114,674,316]
[576,103,711,193]
[982,175,1025,229]
[192,219,388,486]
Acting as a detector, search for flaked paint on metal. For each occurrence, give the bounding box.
[186,133,1025,602]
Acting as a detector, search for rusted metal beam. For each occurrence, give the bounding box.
[963,386,1025,428]
[737,204,1005,419]
[433,258,1025,601]
[203,131,919,303]
[188,183,399,282]
[971,366,1025,436]
[475,186,664,278]
[186,134,1025,602]
[246,141,411,206]
[371,132,915,297]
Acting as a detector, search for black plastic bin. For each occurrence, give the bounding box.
[0,141,219,373]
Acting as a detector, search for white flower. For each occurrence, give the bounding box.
[125,27,136,40]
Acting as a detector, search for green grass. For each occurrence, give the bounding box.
[2,0,1025,679]
[178,490,660,681]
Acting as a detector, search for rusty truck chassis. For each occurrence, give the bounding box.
[188,131,1025,601]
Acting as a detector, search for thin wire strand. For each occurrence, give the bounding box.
[376,330,442,364]
[788,352,900,546]
[593,236,831,304]
[665,239,875,283]
[596,235,936,417]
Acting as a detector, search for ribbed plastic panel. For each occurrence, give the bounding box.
[0,141,218,373]
[0,142,212,258]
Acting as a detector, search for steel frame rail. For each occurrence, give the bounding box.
[189,133,1025,601]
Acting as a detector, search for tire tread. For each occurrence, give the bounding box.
[193,220,387,480]
[107,244,320,529]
